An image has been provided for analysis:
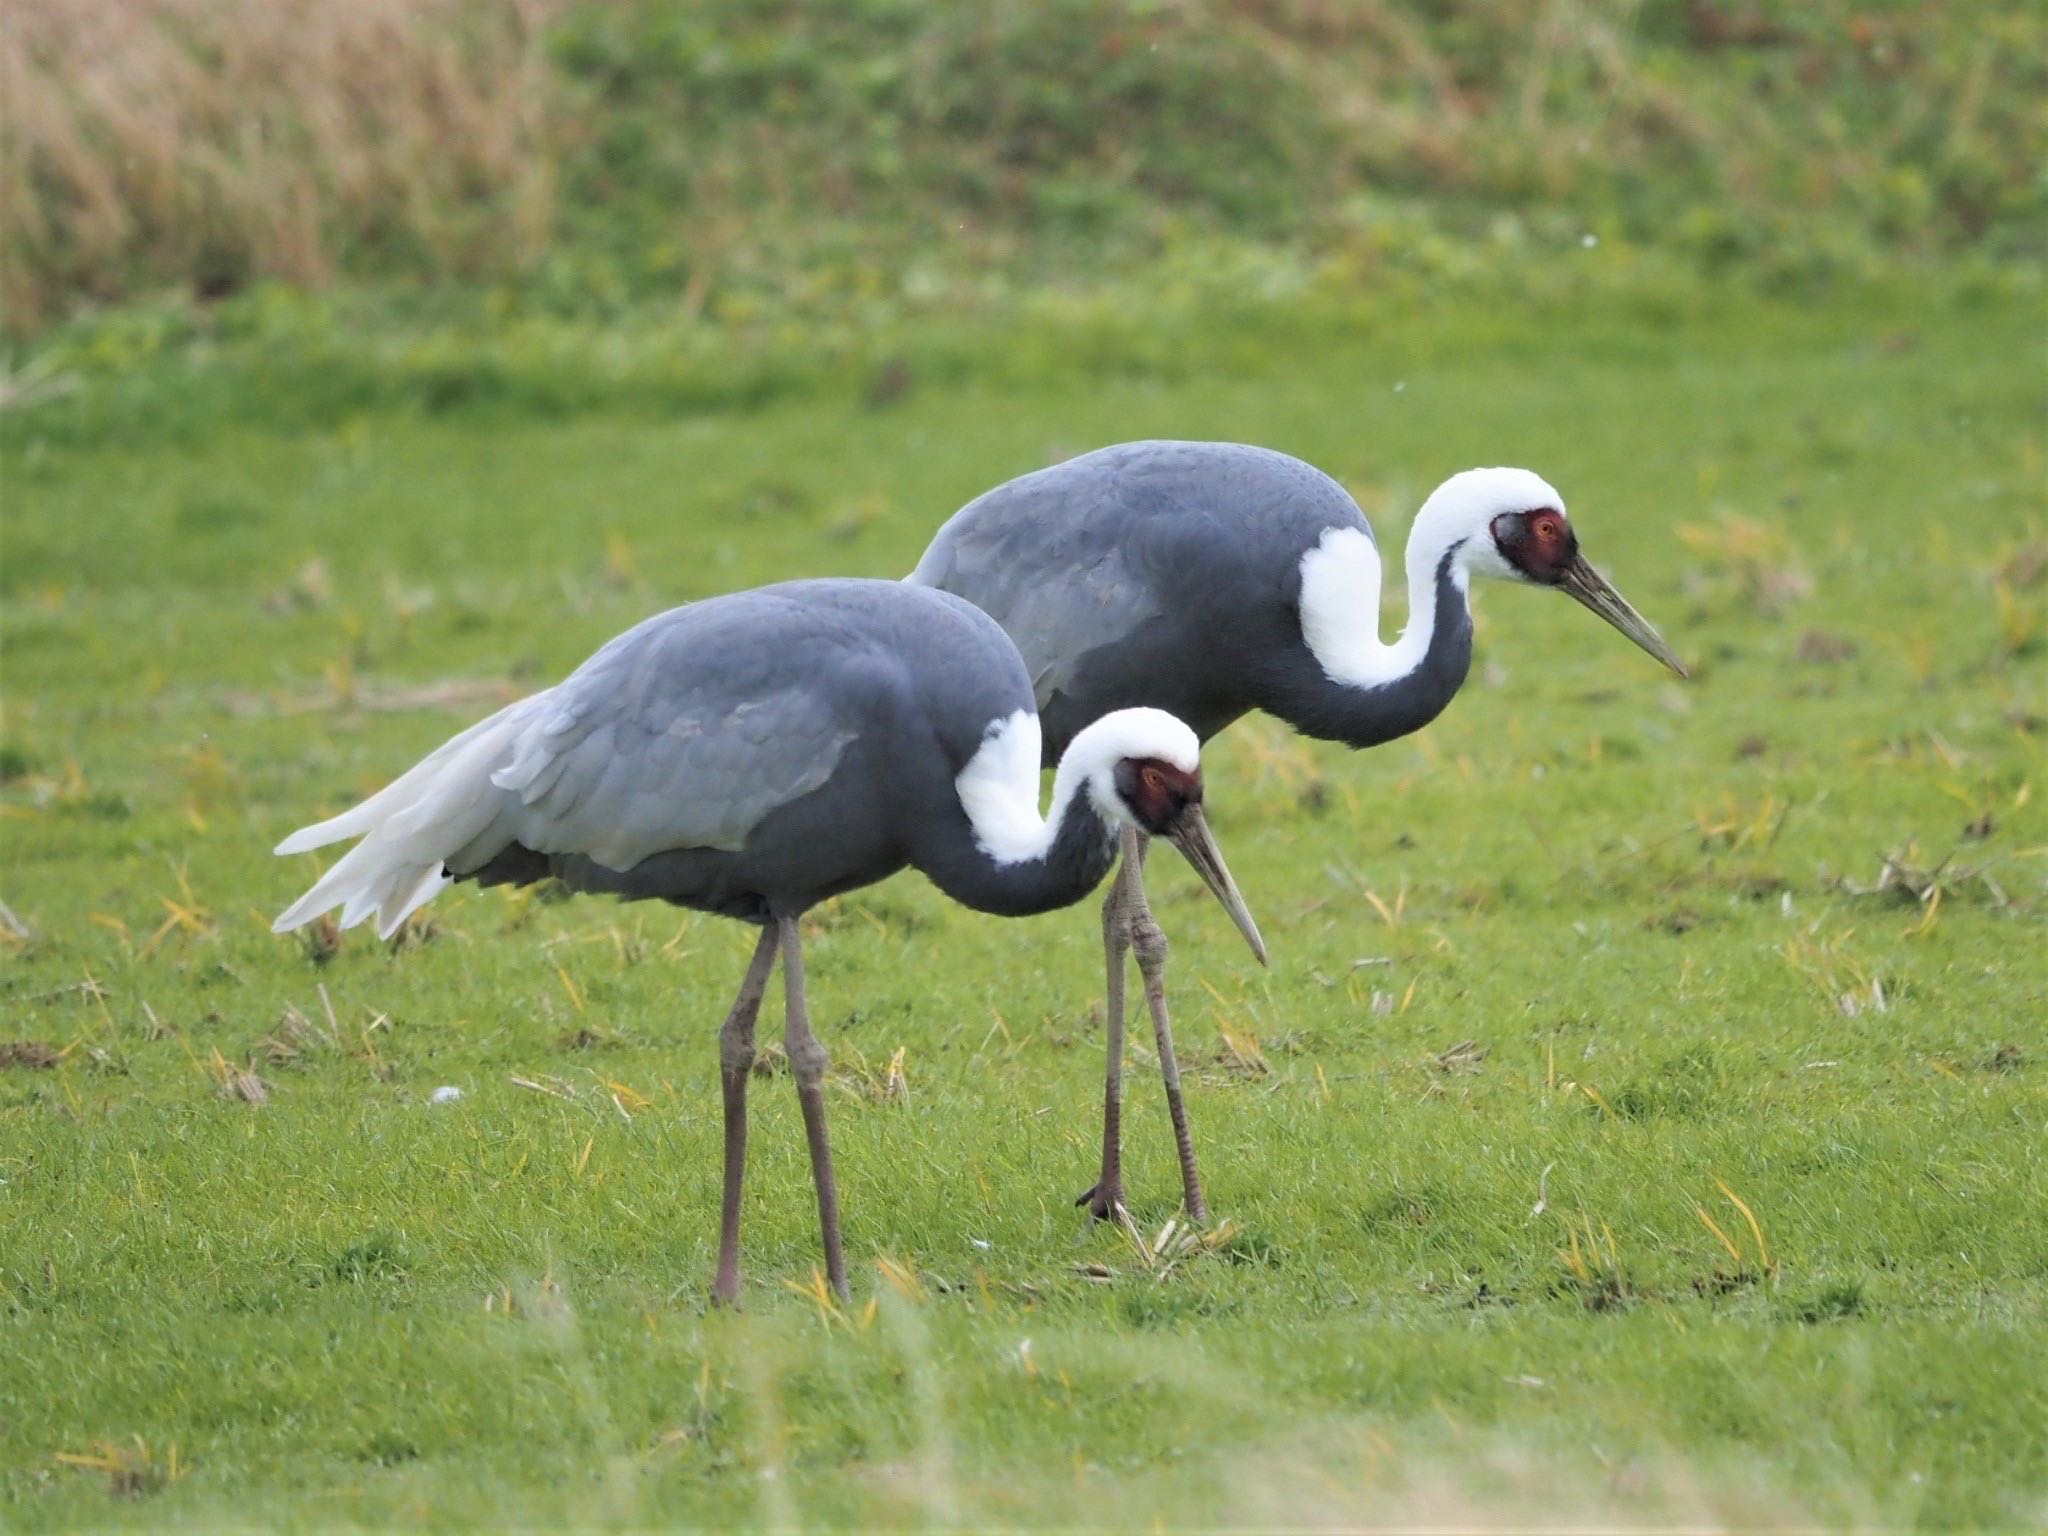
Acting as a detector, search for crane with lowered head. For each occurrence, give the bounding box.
[911,441,1685,1224]
[273,577,1264,1302]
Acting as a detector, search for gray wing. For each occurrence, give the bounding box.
[910,441,1373,707]
[478,607,858,873]
[909,456,1166,704]
[276,582,904,938]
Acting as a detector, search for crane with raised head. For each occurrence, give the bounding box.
[910,441,1685,1224]
[272,577,1263,1303]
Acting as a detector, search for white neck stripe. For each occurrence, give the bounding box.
[1298,526,1469,691]
[954,709,1065,865]
[954,707,1198,867]
[1297,467,1562,692]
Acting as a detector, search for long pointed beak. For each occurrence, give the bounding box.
[1558,555,1688,678]
[1162,803,1268,966]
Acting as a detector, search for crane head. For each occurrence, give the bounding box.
[1113,757,1203,837]
[1110,757,1267,965]
[1061,709,1266,964]
[1488,505,1579,583]
[1432,468,1688,678]
[1491,506,1687,678]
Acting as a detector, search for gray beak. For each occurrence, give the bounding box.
[1559,555,1688,678]
[1162,803,1268,966]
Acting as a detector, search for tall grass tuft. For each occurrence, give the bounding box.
[3,0,566,331]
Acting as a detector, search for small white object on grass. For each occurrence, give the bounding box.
[429,1085,464,1105]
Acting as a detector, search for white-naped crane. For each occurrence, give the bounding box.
[910,441,1685,1223]
[272,577,1263,1303]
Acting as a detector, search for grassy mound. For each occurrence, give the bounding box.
[8,0,2044,335]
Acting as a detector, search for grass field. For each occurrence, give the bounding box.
[3,276,2045,1528]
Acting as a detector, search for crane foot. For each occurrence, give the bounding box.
[1074,1177,1127,1224]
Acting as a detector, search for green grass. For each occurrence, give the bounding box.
[3,276,2045,1528]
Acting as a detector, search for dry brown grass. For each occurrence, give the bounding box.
[3,0,2038,338]
[2,0,567,330]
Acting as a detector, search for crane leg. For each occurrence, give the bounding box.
[1128,837,1208,1223]
[711,924,780,1308]
[780,915,850,1302]
[1076,831,1137,1222]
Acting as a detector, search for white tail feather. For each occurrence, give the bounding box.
[272,708,514,856]
[272,696,541,938]
[383,865,452,937]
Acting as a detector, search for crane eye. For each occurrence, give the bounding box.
[1141,766,1165,793]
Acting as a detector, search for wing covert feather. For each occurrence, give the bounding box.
[913,471,1162,704]
[484,613,860,872]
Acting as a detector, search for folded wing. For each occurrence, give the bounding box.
[272,608,858,939]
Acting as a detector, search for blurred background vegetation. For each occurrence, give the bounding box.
[7,0,2044,349]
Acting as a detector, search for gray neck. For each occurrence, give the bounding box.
[1266,549,1474,747]
[913,788,1123,918]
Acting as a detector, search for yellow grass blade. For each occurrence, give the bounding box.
[554,963,585,1015]
[875,1255,925,1303]
[1713,1178,1771,1272]
[1695,1205,1743,1266]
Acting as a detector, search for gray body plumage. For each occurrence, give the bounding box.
[909,440,1473,758]
[270,573,1263,1306]
[274,579,1122,933]
[907,440,1680,1230]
